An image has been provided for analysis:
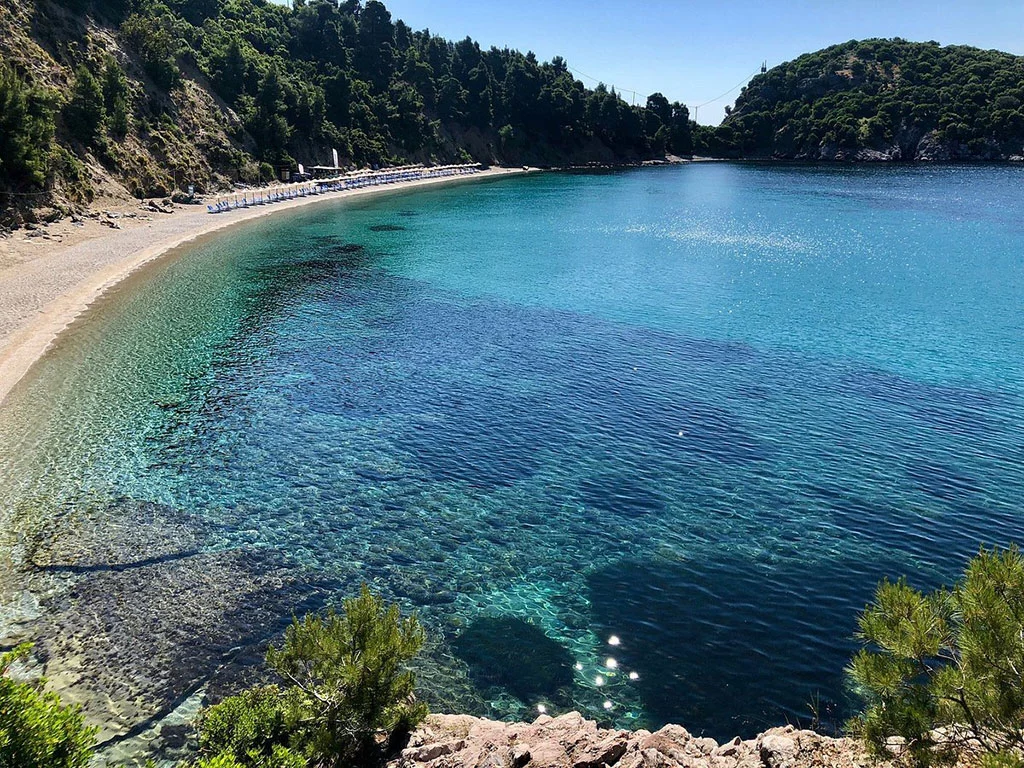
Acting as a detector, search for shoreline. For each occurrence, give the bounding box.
[386,713,876,768]
[0,166,528,408]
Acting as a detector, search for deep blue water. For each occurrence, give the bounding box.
[1,164,1022,740]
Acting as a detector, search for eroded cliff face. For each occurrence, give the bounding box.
[390,713,880,768]
[787,130,1023,162]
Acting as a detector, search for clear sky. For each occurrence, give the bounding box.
[373,0,1024,125]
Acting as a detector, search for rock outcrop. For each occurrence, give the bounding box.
[390,713,879,768]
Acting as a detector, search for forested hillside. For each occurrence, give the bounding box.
[702,38,1024,160]
[4,8,1023,229]
[0,0,692,224]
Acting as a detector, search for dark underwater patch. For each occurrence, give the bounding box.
[452,616,574,706]
[905,461,981,500]
[586,553,934,740]
[328,243,365,254]
[578,472,668,518]
[370,224,406,232]
[812,479,1024,572]
[839,367,1008,437]
[32,498,335,745]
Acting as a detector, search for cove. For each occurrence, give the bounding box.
[0,163,1022,743]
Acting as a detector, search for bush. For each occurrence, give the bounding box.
[196,586,427,768]
[193,755,244,768]
[848,546,1024,765]
[122,12,181,90]
[196,685,292,767]
[269,585,427,765]
[0,644,97,768]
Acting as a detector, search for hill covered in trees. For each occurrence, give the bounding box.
[0,0,692,224]
[702,38,1024,160]
[3,8,1023,227]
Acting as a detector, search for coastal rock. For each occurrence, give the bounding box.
[388,715,881,768]
[758,732,798,768]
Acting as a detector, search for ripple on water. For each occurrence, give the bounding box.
[1,165,1022,747]
[586,552,941,740]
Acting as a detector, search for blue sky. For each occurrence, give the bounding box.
[278,1,1024,124]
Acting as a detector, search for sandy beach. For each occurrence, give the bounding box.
[0,166,526,407]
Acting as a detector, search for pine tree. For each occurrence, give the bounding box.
[63,65,105,146]
[0,63,55,189]
[101,57,130,137]
[848,546,1024,766]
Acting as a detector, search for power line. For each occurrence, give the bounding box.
[566,63,761,115]
[566,65,644,103]
[692,69,762,110]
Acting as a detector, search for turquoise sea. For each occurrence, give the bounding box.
[1,164,1022,743]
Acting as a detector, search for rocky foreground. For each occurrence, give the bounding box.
[390,713,878,768]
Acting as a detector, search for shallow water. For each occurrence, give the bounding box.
[1,164,1022,742]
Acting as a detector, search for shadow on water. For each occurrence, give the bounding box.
[586,553,942,741]
[577,471,669,519]
[453,616,575,707]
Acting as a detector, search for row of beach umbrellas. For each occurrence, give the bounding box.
[206,164,482,213]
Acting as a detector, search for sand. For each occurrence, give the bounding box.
[0,166,527,407]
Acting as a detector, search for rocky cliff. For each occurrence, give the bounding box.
[390,713,879,768]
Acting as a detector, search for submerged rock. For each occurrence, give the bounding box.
[20,498,333,744]
[452,617,574,706]
[391,715,879,768]
[329,242,366,254]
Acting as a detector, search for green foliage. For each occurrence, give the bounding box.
[122,10,182,90]
[63,65,105,146]
[101,56,131,137]
[197,685,293,767]
[0,644,97,768]
[247,65,292,160]
[193,755,245,768]
[981,753,1024,768]
[714,38,1024,158]
[848,546,1024,766]
[112,0,678,166]
[0,63,55,189]
[267,585,427,765]
[196,586,426,768]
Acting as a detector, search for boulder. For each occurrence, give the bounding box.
[758,732,798,768]
[387,714,884,768]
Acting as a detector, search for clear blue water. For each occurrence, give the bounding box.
[1,164,1023,741]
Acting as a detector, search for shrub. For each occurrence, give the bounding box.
[196,586,427,768]
[121,12,181,90]
[982,754,1024,768]
[267,585,427,765]
[0,644,97,768]
[193,755,244,768]
[848,546,1024,766]
[101,56,131,137]
[196,685,292,768]
[189,744,304,768]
